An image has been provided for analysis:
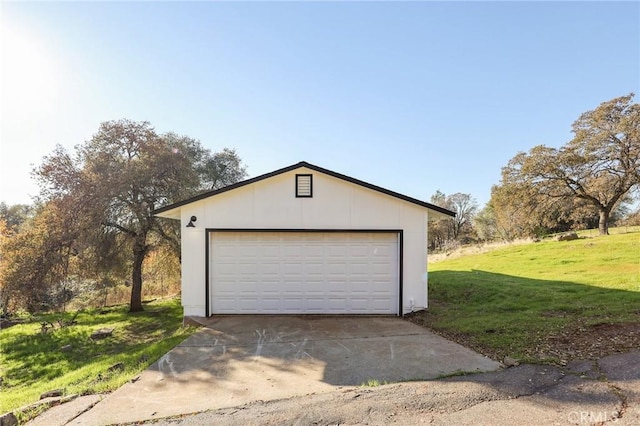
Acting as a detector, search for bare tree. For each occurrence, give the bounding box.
[448,193,478,239]
[428,191,478,249]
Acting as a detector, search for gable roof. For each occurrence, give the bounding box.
[153,161,456,218]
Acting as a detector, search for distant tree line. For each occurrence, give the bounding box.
[429,94,640,249]
[0,119,247,315]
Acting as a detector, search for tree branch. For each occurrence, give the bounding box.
[101,221,137,238]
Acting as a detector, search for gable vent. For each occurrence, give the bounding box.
[296,174,313,198]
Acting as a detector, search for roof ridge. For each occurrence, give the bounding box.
[153,161,455,217]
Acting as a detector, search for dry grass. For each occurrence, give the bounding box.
[429,238,534,263]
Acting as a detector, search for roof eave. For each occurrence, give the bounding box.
[152,161,456,218]
[154,207,181,220]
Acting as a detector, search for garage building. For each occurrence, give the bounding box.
[154,161,454,317]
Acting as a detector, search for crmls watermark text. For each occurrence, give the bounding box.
[568,411,619,423]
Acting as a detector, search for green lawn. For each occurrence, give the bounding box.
[410,229,640,363]
[0,298,194,415]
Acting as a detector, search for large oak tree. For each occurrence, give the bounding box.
[501,94,640,235]
[35,119,247,312]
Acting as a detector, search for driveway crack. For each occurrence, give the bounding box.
[595,359,628,423]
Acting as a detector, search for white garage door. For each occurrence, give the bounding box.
[210,231,399,314]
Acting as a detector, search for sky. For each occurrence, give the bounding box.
[1,1,639,209]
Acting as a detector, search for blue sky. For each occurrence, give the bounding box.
[1,1,639,208]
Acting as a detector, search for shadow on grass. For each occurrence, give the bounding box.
[411,270,640,361]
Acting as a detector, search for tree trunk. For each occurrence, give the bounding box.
[129,243,146,312]
[598,208,610,236]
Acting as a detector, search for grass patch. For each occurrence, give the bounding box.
[0,298,195,414]
[411,230,640,363]
[361,378,389,387]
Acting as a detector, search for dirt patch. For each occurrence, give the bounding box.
[407,312,640,364]
[542,321,640,360]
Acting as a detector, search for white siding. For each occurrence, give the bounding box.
[179,167,429,316]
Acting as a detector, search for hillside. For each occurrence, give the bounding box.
[409,230,640,363]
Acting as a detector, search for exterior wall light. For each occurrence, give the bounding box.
[186,216,197,228]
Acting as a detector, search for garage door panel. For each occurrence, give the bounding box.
[260,288,281,296]
[210,231,398,314]
[260,264,281,275]
[328,298,347,308]
[304,264,324,274]
[349,263,370,274]
[302,245,324,256]
[327,286,347,294]
[238,264,260,275]
[372,264,393,275]
[261,250,281,258]
[214,263,237,275]
[348,245,369,256]
[213,297,236,310]
[282,263,304,274]
[327,264,347,275]
[283,299,303,310]
[373,246,392,255]
[350,298,369,307]
[261,297,281,308]
[350,281,371,292]
[326,244,348,255]
[305,298,325,309]
[304,283,326,299]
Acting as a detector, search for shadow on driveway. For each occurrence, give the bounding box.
[176,316,500,386]
[68,315,499,425]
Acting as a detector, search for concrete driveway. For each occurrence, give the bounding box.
[69,316,500,425]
